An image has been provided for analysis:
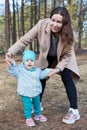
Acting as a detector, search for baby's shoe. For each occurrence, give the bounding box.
[26,118,35,127]
[35,114,47,122]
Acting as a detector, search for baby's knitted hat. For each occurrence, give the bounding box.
[23,50,36,63]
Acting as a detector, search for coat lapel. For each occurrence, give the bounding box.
[44,23,51,54]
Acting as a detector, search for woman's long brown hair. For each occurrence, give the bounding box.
[50,7,74,45]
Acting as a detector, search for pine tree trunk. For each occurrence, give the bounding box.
[5,0,10,50]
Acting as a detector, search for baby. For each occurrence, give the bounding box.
[8,50,52,127]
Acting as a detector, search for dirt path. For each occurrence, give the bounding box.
[0,52,87,130]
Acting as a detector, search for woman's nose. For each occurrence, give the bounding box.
[54,22,58,27]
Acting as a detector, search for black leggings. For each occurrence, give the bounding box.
[40,55,77,109]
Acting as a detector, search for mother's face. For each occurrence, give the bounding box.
[50,14,63,33]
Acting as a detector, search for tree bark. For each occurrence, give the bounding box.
[5,0,10,50]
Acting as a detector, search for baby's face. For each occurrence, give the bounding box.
[24,59,35,69]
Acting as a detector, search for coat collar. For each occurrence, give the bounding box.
[45,19,51,33]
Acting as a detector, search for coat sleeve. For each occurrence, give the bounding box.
[8,21,41,56]
[56,44,73,72]
[39,68,51,79]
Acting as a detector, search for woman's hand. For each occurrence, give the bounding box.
[5,51,11,59]
[5,52,13,67]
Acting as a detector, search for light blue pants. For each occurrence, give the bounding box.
[21,95,41,119]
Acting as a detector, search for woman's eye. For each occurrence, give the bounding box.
[51,19,55,22]
[56,20,62,23]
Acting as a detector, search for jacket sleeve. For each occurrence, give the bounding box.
[56,44,73,72]
[8,61,19,78]
[8,21,40,56]
[39,68,51,79]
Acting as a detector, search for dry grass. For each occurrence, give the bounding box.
[0,52,87,130]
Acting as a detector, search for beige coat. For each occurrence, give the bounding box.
[8,18,80,83]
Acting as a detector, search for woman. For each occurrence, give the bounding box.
[6,7,80,124]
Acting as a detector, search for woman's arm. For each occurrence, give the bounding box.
[5,21,40,66]
[48,44,73,76]
[7,22,39,56]
[56,44,73,72]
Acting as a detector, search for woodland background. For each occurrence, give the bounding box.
[0,0,87,53]
[0,0,87,130]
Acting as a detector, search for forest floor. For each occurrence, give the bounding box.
[0,49,87,130]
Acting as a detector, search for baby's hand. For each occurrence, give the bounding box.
[6,57,14,68]
[48,69,60,76]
